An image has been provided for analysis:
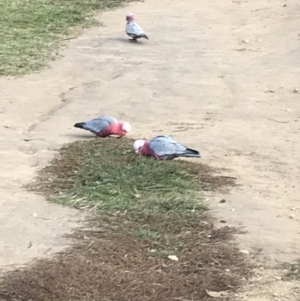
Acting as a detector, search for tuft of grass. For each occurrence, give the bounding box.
[135,228,162,240]
[33,138,213,215]
[0,0,135,76]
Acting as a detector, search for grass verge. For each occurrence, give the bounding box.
[0,138,251,301]
[0,0,134,76]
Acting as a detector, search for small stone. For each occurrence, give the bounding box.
[239,250,250,254]
[168,255,179,261]
[219,199,226,203]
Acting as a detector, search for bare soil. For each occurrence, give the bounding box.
[0,0,299,300]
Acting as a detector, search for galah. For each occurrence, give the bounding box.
[74,115,131,138]
[133,135,201,160]
[125,12,149,41]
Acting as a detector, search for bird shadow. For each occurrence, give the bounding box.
[64,133,125,140]
[105,37,147,45]
[65,133,95,140]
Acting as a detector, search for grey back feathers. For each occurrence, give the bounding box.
[74,115,117,134]
[126,21,148,39]
[149,135,200,158]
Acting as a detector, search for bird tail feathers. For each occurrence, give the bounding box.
[183,148,201,158]
[74,122,85,129]
[143,34,149,40]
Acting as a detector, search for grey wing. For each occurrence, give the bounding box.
[126,22,145,36]
[149,136,186,156]
[84,116,117,133]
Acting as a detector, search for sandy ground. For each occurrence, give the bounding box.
[0,0,299,299]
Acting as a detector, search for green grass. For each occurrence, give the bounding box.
[0,0,133,76]
[30,138,209,255]
[5,138,250,301]
[27,138,240,256]
[30,137,236,256]
[36,138,209,215]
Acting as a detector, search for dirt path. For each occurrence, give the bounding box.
[0,0,299,299]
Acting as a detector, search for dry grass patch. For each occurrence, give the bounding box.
[0,138,251,301]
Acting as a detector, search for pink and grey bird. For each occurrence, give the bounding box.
[74,116,131,138]
[133,135,200,160]
[125,12,149,40]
